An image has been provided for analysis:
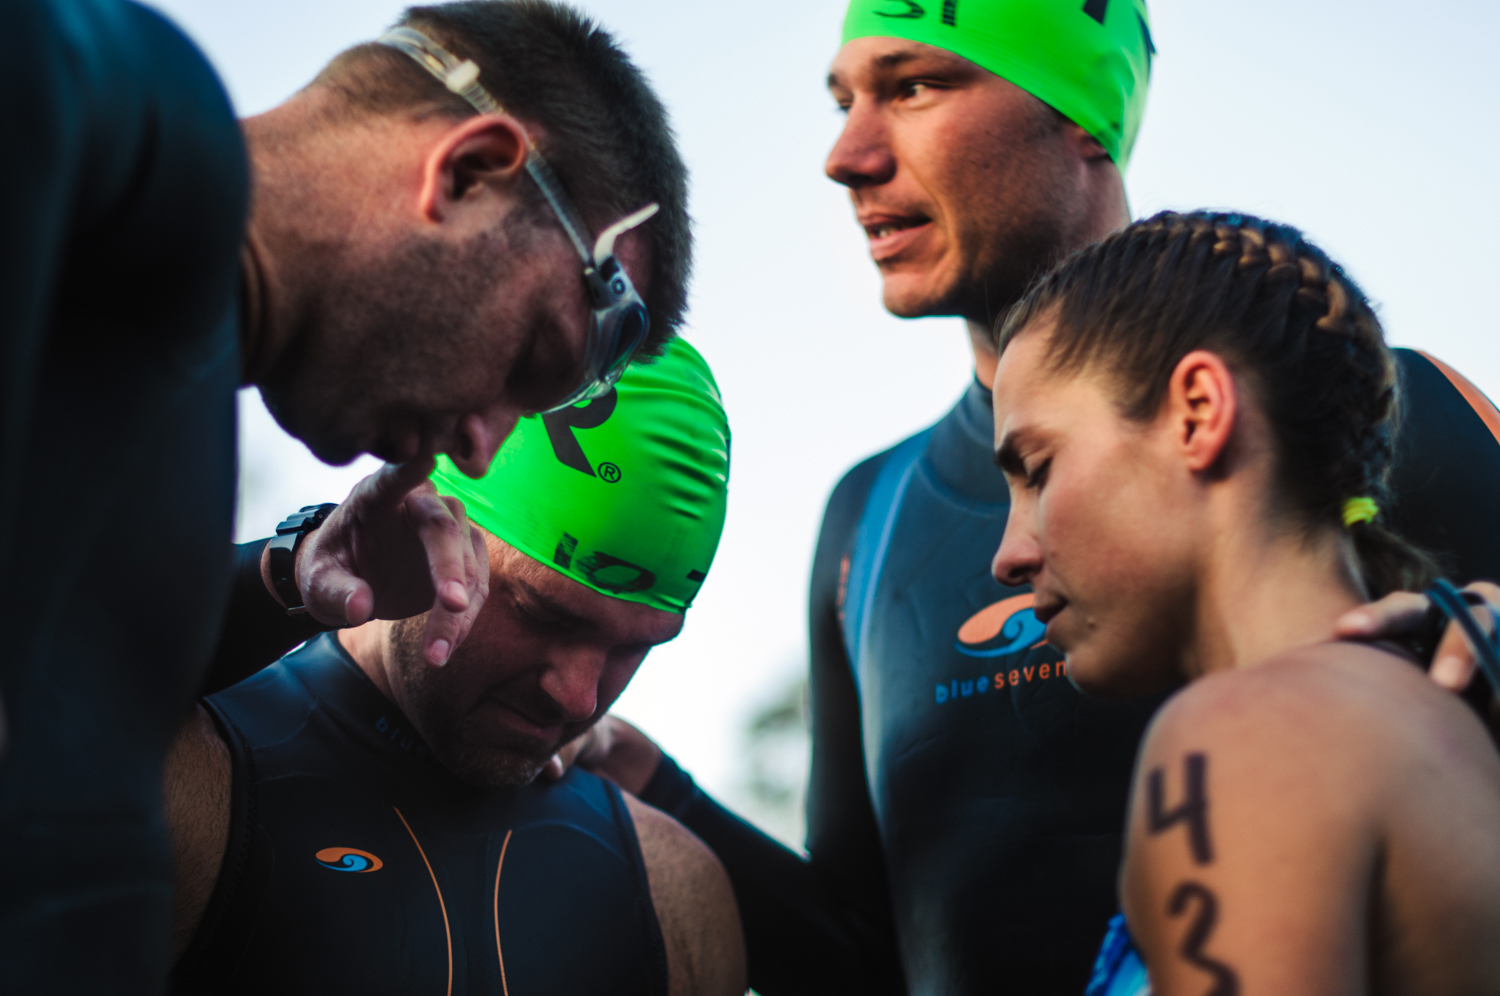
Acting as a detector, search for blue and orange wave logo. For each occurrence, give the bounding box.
[954,593,1048,658]
[315,847,384,873]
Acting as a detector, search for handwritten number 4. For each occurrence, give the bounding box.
[1148,752,1214,865]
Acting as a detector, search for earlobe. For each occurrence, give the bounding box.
[418,115,531,223]
[1170,350,1238,473]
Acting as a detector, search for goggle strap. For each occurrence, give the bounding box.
[378,28,599,265]
[593,203,659,266]
[523,154,595,263]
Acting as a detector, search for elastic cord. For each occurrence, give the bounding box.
[1425,578,1500,695]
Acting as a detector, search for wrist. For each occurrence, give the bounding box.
[266,504,338,616]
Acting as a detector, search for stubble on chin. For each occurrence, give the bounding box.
[385,617,556,788]
[269,223,524,466]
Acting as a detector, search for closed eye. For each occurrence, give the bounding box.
[1023,457,1052,490]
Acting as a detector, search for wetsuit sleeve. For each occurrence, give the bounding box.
[0,2,84,585]
[202,539,329,695]
[1389,349,1500,586]
[638,455,905,996]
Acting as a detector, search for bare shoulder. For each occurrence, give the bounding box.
[1145,642,1496,785]
[163,705,232,963]
[1125,645,1500,994]
[622,792,746,996]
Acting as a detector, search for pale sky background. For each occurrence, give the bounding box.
[147,0,1500,809]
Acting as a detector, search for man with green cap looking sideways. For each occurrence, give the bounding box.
[162,340,745,995]
[577,2,1500,994]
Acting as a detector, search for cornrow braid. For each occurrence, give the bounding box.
[998,210,1439,598]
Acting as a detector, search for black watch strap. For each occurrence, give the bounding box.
[267,503,338,617]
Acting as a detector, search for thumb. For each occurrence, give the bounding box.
[304,568,375,628]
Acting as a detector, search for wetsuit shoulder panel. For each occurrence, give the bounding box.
[1390,348,1500,585]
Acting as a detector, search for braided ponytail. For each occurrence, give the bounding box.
[999,210,1438,598]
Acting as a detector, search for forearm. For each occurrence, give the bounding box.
[200,539,328,695]
[639,753,905,996]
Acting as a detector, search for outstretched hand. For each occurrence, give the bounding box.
[272,458,490,665]
[1336,580,1500,693]
[542,715,663,795]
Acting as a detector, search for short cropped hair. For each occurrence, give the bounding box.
[317,0,691,354]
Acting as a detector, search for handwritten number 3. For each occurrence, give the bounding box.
[1169,882,1240,996]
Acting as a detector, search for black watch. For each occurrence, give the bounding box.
[267,503,338,617]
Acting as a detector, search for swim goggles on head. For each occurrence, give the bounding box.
[377,26,656,413]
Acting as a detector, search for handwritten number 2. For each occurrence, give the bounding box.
[1148,752,1213,865]
[1168,882,1240,996]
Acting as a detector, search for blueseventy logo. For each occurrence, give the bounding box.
[954,593,1047,658]
[315,847,384,873]
[935,659,1067,703]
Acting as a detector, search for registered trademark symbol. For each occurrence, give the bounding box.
[597,462,622,483]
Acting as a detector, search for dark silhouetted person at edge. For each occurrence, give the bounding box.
[570,2,1500,994]
[0,1,688,991]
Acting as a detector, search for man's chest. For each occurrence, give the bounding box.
[195,766,661,996]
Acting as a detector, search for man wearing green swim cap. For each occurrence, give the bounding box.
[577,4,1500,995]
[162,339,745,994]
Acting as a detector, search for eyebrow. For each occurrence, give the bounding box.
[826,51,921,90]
[514,577,596,631]
[993,433,1027,476]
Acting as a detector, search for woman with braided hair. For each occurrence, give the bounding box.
[988,211,1500,996]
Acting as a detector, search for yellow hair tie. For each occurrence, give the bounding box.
[1341,496,1379,528]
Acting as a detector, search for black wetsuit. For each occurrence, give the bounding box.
[175,633,670,996]
[0,1,248,991]
[639,348,1500,996]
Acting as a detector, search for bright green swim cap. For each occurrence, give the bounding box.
[841,0,1154,171]
[432,339,730,614]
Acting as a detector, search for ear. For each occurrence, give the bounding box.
[418,115,531,223]
[1166,350,1239,473]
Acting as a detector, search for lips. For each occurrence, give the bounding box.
[858,212,933,261]
[483,697,565,743]
[1031,595,1066,626]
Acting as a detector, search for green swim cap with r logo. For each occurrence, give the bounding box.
[842,0,1154,171]
[431,339,730,614]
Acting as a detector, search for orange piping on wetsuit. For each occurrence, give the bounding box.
[395,806,452,996]
[493,830,514,996]
[1417,350,1500,447]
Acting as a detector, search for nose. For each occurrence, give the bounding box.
[445,409,520,479]
[992,506,1042,589]
[825,98,895,189]
[538,645,606,724]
